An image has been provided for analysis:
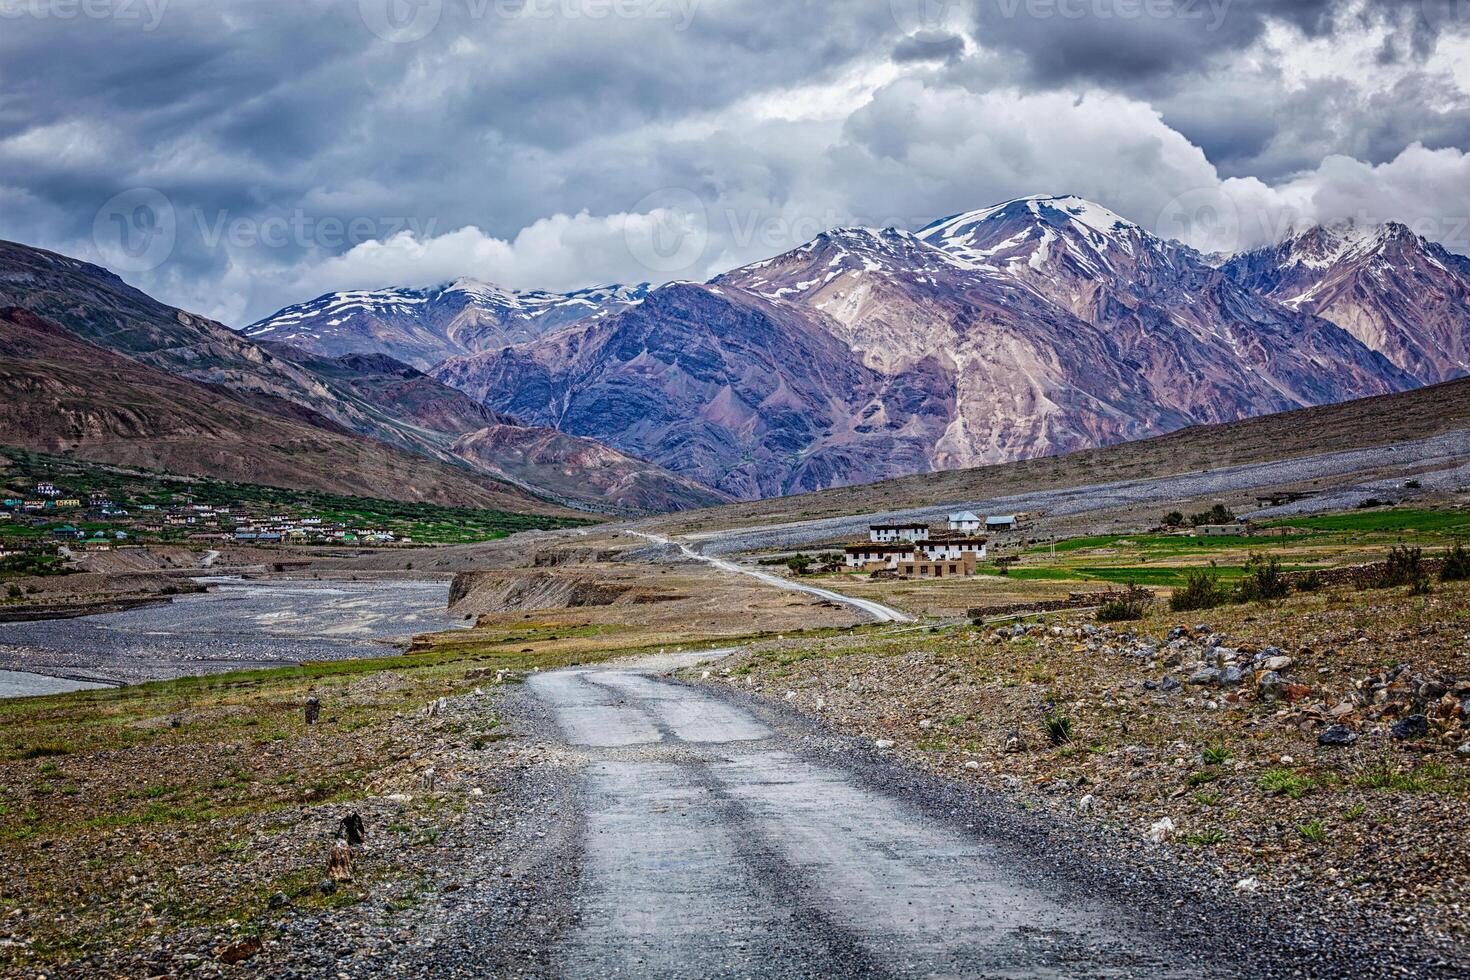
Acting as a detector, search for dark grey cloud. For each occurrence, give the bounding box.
[0,0,1467,324]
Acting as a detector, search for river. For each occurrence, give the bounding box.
[0,577,466,695]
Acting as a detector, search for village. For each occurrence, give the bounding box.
[1,480,411,559]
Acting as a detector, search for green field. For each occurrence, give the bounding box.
[997,507,1470,587]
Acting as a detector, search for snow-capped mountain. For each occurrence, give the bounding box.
[1224,222,1470,384]
[245,278,650,370]
[243,194,1464,501]
[431,196,1421,499]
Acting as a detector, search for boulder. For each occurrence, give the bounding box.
[1318,725,1358,747]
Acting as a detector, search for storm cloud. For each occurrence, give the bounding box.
[1,0,1469,324]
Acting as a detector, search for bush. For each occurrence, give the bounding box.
[5,584,21,600]
[1189,504,1235,527]
[1294,570,1324,593]
[1370,545,1425,589]
[1162,511,1186,528]
[1236,553,1290,603]
[1442,543,1470,583]
[1043,714,1073,746]
[1170,570,1229,612]
[1096,587,1153,623]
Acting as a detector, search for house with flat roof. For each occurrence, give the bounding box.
[986,515,1018,531]
[868,522,931,543]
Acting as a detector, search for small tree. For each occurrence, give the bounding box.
[1162,511,1186,529]
[1236,553,1290,603]
[1371,545,1424,589]
[786,554,813,576]
[1171,570,1228,612]
[1441,543,1470,583]
[1189,504,1236,527]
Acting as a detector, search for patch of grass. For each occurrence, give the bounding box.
[1343,803,1367,822]
[1202,743,1232,765]
[1181,829,1228,846]
[1043,714,1073,746]
[1259,767,1314,799]
[1355,763,1457,793]
[1187,767,1222,786]
[1297,819,1328,842]
[1193,791,1222,807]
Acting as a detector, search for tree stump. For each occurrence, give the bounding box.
[327,839,354,883]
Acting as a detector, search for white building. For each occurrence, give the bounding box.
[868,522,931,544]
[846,537,988,571]
[948,512,981,534]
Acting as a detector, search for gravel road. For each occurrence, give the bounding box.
[627,531,913,623]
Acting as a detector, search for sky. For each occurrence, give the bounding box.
[3,0,1470,325]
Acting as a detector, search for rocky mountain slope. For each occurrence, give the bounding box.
[429,197,1426,499]
[1223,222,1470,385]
[0,307,575,513]
[450,424,730,515]
[244,279,650,370]
[0,241,717,515]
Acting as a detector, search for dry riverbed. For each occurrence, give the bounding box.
[705,578,1470,955]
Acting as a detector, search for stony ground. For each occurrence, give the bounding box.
[706,577,1470,952]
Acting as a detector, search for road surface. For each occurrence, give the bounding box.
[526,653,1203,979]
[628,531,913,624]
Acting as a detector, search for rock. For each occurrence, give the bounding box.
[1262,655,1294,672]
[874,739,895,750]
[318,878,337,896]
[1391,715,1430,740]
[963,760,980,771]
[1318,725,1359,747]
[1146,817,1176,843]
[1078,794,1097,814]
[1218,666,1244,688]
[1188,668,1220,686]
[1160,677,1182,692]
[1004,730,1027,754]
[1257,671,1288,701]
[1456,743,1470,759]
[1234,877,1263,895]
[267,891,289,910]
[216,936,263,964]
[327,840,354,883]
[918,719,934,730]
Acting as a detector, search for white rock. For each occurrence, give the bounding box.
[700,671,711,680]
[1279,755,1294,765]
[1234,876,1263,895]
[963,761,980,771]
[784,691,796,700]
[918,719,934,730]
[469,787,485,798]
[1147,817,1176,843]
[1078,794,1097,814]
[874,739,896,750]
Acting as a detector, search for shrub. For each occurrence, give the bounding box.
[1202,743,1232,765]
[1096,587,1153,623]
[1294,570,1324,593]
[1162,511,1186,528]
[1170,570,1229,612]
[1043,714,1074,746]
[1189,504,1235,527]
[1236,553,1290,603]
[1441,543,1470,583]
[5,584,20,600]
[1370,545,1425,589]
